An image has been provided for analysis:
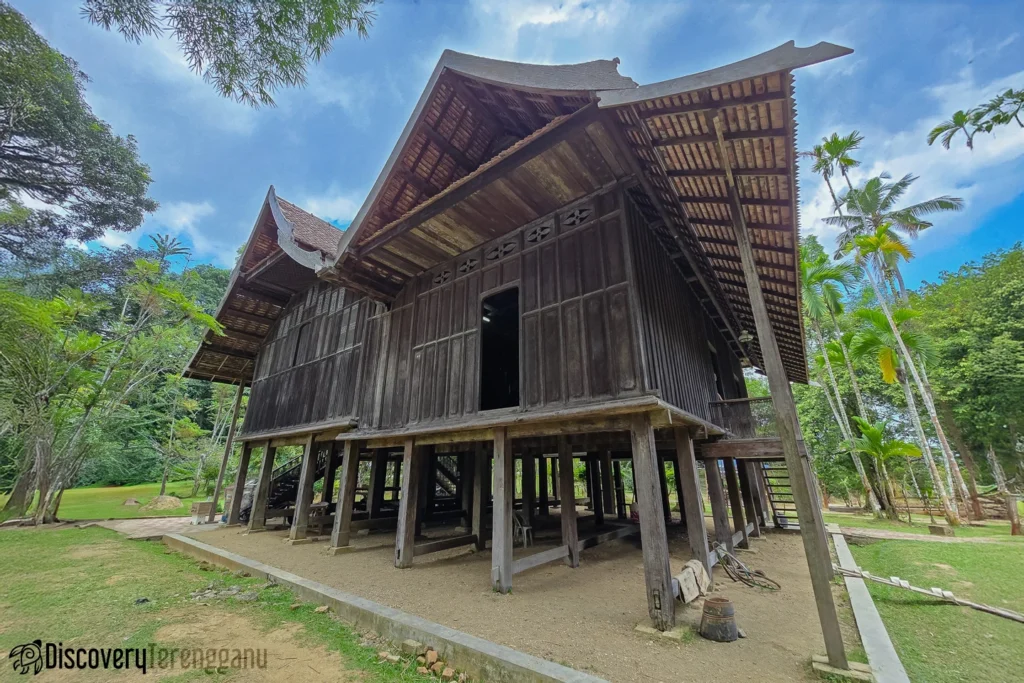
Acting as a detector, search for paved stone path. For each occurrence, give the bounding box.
[93,517,223,540]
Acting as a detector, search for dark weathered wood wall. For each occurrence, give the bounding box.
[242,282,372,433]
[627,196,743,422]
[241,186,745,438]
[358,186,644,430]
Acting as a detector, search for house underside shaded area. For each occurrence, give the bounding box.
[187,41,852,645]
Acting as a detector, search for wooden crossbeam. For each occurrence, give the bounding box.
[678,196,792,208]
[720,281,798,302]
[418,122,477,172]
[652,127,785,147]
[716,265,795,288]
[220,327,266,346]
[667,168,788,178]
[638,89,787,119]
[704,251,791,269]
[236,287,289,307]
[200,344,256,361]
[690,217,790,232]
[398,170,439,200]
[700,236,793,255]
[222,307,278,327]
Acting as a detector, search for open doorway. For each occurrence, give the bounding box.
[480,287,520,410]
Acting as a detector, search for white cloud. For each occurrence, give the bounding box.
[800,67,1024,256]
[297,189,363,224]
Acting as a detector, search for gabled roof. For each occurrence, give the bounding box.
[183,187,344,384]
[318,41,852,383]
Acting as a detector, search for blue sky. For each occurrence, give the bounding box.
[18,0,1024,287]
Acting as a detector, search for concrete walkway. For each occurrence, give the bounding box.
[92,517,223,540]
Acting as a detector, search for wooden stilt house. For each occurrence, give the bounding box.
[189,41,853,634]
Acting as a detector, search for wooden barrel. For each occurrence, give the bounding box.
[699,596,737,642]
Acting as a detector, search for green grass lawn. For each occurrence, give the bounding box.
[849,538,1024,683]
[1,480,217,521]
[0,527,418,682]
[823,510,1024,542]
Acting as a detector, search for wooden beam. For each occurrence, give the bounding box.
[577,524,639,552]
[357,106,600,258]
[674,429,711,575]
[690,217,791,232]
[221,307,279,327]
[329,440,362,550]
[322,443,339,504]
[512,545,569,575]
[247,444,277,531]
[226,440,254,526]
[558,437,579,568]
[538,455,549,517]
[414,534,477,556]
[491,427,513,594]
[701,236,794,256]
[522,451,535,527]
[652,127,785,147]
[739,461,762,539]
[600,451,614,515]
[394,438,422,568]
[666,167,788,178]
[208,382,245,523]
[677,196,792,208]
[368,450,388,518]
[713,114,848,668]
[236,286,290,307]
[288,434,318,542]
[200,344,256,361]
[630,413,675,631]
[592,453,605,526]
[705,459,733,552]
[398,169,439,200]
[220,327,266,346]
[638,89,787,119]
[244,249,288,283]
[418,121,477,172]
[723,458,749,549]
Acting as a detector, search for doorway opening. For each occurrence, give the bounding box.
[480,287,520,410]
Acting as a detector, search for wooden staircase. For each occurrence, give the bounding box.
[761,462,797,528]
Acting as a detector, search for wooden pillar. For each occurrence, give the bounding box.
[584,455,595,510]
[714,114,847,668]
[368,450,388,517]
[600,451,614,514]
[705,459,732,552]
[657,453,672,523]
[591,454,605,526]
[558,437,579,567]
[247,444,277,531]
[491,428,513,593]
[550,457,559,504]
[723,458,748,549]
[630,413,675,631]
[522,451,535,527]
[671,459,686,530]
[471,443,487,551]
[395,438,422,568]
[538,455,549,516]
[288,435,318,543]
[415,449,432,536]
[739,461,762,538]
[329,440,362,552]
[613,460,627,519]
[226,441,254,526]
[322,442,340,505]
[460,452,474,527]
[207,382,245,523]
[674,429,711,574]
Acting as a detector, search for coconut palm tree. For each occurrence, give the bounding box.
[800,144,843,213]
[849,416,922,521]
[821,131,864,191]
[849,297,959,525]
[927,109,984,150]
[826,173,963,298]
[801,247,881,514]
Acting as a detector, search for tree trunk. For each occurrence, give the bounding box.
[987,444,1021,535]
[916,364,973,515]
[813,321,882,515]
[938,401,984,519]
[876,458,900,520]
[1,467,34,517]
[864,261,959,526]
[159,466,169,497]
[899,371,958,525]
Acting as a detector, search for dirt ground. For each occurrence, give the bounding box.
[189,513,828,682]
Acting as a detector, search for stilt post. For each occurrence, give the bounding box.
[613,460,627,519]
[471,443,487,551]
[368,450,388,517]
[538,454,549,516]
[522,450,535,527]
[600,450,614,514]
[247,444,277,531]
[558,437,579,567]
[491,427,513,593]
[739,461,762,538]
[630,413,676,631]
[705,459,733,552]
[226,441,254,526]
[208,382,245,523]
[723,458,748,549]
[329,440,362,551]
[322,442,340,505]
[288,434,318,542]
[674,428,711,573]
[395,438,422,568]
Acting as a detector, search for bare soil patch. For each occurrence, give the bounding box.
[192,516,825,682]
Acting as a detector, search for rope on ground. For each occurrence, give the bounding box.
[712,543,781,591]
[834,565,1024,624]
